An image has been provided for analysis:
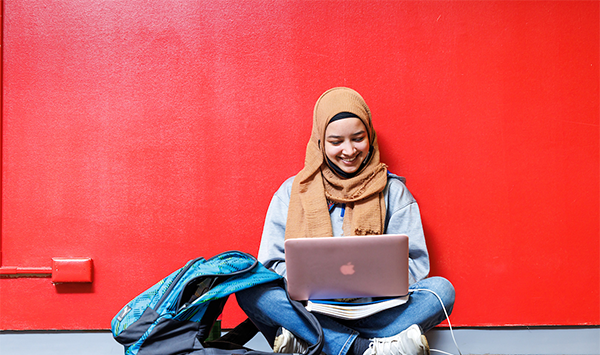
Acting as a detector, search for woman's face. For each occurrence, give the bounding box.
[324,117,370,175]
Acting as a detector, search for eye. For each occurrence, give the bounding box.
[326,137,343,146]
[352,133,367,143]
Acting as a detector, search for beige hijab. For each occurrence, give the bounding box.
[285,87,388,239]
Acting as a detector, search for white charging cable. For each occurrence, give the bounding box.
[409,288,462,355]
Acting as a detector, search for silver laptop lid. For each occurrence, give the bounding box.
[284,234,409,300]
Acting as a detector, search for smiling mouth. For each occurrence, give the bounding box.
[340,154,360,164]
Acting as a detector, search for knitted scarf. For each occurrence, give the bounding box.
[285,87,388,239]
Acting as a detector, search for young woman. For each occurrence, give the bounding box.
[237,87,455,355]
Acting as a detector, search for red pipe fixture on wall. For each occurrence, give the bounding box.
[0,257,93,283]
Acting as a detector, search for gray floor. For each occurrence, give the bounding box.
[0,327,598,355]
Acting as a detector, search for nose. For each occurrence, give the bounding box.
[341,141,355,155]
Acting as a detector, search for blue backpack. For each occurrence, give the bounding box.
[111,251,323,355]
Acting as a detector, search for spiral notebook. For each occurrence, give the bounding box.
[284,234,409,301]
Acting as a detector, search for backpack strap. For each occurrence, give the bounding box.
[207,279,324,355]
[204,318,258,350]
[282,278,324,355]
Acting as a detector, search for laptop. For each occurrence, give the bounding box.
[284,234,409,301]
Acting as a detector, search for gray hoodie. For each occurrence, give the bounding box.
[257,173,430,285]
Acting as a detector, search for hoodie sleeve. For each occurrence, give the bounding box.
[256,176,295,277]
[384,174,431,284]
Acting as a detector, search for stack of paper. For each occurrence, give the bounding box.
[305,296,409,320]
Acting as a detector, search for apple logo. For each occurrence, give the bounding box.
[340,262,355,275]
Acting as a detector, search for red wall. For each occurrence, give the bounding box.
[0,1,598,330]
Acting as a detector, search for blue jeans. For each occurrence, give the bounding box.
[236,277,455,355]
